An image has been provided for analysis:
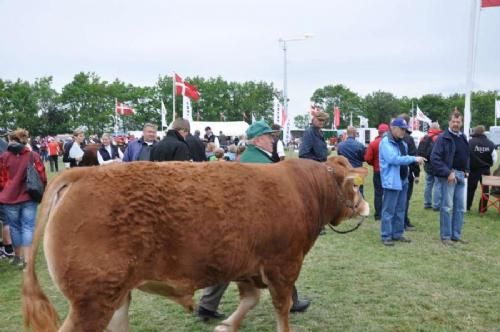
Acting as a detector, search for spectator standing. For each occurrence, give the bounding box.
[150,119,190,162]
[47,138,61,172]
[364,123,389,220]
[63,128,86,168]
[379,118,425,246]
[0,133,14,260]
[218,131,228,147]
[417,122,442,210]
[400,114,420,231]
[430,110,470,246]
[123,123,158,162]
[185,131,207,162]
[0,129,47,267]
[204,126,219,147]
[97,133,123,165]
[197,121,310,321]
[467,125,497,211]
[299,111,329,162]
[271,124,286,162]
[338,126,367,194]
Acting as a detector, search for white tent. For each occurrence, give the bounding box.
[171,121,250,137]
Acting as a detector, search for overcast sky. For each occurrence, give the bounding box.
[0,0,499,119]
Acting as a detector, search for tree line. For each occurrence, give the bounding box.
[0,72,498,136]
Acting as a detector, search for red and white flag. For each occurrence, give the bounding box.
[116,100,136,116]
[482,0,500,8]
[334,106,340,128]
[175,74,200,101]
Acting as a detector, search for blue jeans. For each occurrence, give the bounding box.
[373,172,383,218]
[3,201,38,247]
[424,173,442,209]
[439,171,465,240]
[381,181,409,241]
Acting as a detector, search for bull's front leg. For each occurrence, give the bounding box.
[214,281,261,332]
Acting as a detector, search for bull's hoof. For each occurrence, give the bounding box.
[214,322,232,332]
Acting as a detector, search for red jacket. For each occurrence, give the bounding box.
[421,128,442,143]
[0,146,47,204]
[364,135,383,172]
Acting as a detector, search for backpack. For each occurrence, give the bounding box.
[417,135,435,160]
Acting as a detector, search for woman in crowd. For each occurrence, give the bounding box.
[0,129,46,268]
[97,133,123,165]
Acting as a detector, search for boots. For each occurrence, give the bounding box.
[290,286,310,313]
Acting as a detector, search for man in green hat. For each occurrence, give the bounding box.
[197,120,310,321]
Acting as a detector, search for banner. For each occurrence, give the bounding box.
[273,98,281,125]
[496,99,500,118]
[415,106,432,124]
[182,96,193,121]
[334,107,340,128]
[161,99,168,129]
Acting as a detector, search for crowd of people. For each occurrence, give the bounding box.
[0,108,498,323]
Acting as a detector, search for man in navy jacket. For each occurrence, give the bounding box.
[430,110,470,246]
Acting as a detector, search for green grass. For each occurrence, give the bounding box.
[1,158,500,331]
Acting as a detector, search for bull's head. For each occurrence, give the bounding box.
[325,156,370,225]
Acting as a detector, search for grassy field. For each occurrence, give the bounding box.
[1,158,499,332]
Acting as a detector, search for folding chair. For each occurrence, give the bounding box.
[479,175,500,215]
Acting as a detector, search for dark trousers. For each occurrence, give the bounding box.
[467,168,490,211]
[49,155,59,172]
[199,283,302,311]
[404,177,414,227]
[373,172,383,219]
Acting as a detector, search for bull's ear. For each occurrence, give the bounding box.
[345,174,364,186]
[352,167,368,177]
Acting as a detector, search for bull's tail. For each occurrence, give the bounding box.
[23,168,86,332]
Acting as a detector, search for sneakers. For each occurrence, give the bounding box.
[290,299,311,313]
[394,236,412,243]
[9,256,25,269]
[452,239,468,244]
[382,239,395,246]
[441,239,454,246]
[196,306,225,321]
[0,246,14,259]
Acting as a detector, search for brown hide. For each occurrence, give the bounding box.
[24,156,367,331]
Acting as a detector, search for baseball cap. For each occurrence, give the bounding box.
[246,120,278,139]
[377,123,389,133]
[391,118,408,129]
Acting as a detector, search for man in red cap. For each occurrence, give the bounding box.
[364,123,389,220]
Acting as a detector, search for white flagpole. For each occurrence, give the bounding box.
[114,98,118,135]
[172,73,176,122]
[464,0,481,138]
[463,0,481,207]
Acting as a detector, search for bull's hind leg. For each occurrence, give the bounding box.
[214,282,261,332]
[105,292,132,332]
[267,283,293,332]
[58,292,130,332]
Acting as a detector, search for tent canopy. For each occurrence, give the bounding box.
[171,121,250,137]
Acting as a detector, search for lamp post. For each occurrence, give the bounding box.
[278,34,313,119]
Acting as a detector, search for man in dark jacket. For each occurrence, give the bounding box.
[338,126,366,194]
[299,111,329,161]
[467,125,497,211]
[185,132,207,162]
[418,122,442,210]
[150,118,190,162]
[400,114,420,231]
[430,110,470,246]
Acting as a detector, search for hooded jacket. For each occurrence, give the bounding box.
[0,144,47,204]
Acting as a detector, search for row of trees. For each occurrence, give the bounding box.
[303,84,499,131]
[0,73,274,136]
[0,72,498,136]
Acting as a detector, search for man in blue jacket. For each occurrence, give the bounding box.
[379,118,425,246]
[430,110,470,246]
[123,123,158,162]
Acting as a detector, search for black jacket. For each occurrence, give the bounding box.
[185,134,207,162]
[150,130,190,162]
[403,132,420,179]
[469,133,495,170]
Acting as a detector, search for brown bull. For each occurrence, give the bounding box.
[23,156,369,332]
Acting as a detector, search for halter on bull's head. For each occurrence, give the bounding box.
[324,156,370,226]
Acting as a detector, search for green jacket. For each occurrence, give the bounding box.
[239,144,273,164]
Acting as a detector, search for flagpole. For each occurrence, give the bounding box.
[114,98,118,135]
[172,73,176,122]
[464,0,481,138]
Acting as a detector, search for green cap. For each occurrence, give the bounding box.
[246,120,278,139]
